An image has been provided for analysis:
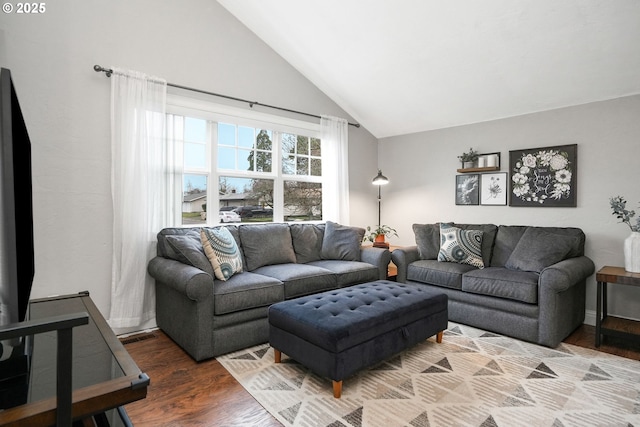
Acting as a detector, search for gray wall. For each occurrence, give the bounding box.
[379,95,640,324]
[0,0,378,324]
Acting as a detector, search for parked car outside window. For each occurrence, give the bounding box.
[219,211,241,223]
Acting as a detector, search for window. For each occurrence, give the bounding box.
[167,96,324,225]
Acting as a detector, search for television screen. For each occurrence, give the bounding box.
[0,67,35,327]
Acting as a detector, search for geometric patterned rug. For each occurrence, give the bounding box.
[217,323,640,427]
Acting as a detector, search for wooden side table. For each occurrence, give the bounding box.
[595,266,640,347]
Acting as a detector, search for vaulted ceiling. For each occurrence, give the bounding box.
[217,0,640,138]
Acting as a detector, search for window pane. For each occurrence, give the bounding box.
[311,158,322,176]
[282,155,295,175]
[238,149,251,171]
[238,126,254,148]
[184,117,207,143]
[183,173,207,225]
[218,146,235,169]
[184,141,206,169]
[296,157,308,175]
[256,152,272,172]
[256,130,272,150]
[284,181,322,221]
[310,138,321,156]
[219,177,274,223]
[296,136,309,155]
[282,133,296,154]
[218,123,235,146]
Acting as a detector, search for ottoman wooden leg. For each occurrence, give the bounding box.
[274,349,281,363]
[436,331,443,343]
[333,380,342,398]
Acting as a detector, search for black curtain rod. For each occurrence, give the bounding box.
[93,65,360,128]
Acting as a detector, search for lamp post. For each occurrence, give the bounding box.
[372,170,389,229]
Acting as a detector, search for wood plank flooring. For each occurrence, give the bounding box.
[122,324,640,426]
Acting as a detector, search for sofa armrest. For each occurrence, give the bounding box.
[539,256,595,293]
[147,256,214,302]
[537,255,595,346]
[391,246,421,283]
[360,247,392,280]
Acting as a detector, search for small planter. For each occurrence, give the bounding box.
[373,234,389,248]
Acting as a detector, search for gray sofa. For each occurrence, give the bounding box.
[391,223,595,347]
[147,221,391,361]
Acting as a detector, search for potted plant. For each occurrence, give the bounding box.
[363,225,398,248]
[458,147,479,169]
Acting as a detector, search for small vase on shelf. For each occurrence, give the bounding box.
[624,231,640,273]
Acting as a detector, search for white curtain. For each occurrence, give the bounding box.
[109,68,168,329]
[321,115,350,223]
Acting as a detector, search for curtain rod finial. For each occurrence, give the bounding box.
[94,64,112,77]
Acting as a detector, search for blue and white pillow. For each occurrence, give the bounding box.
[438,224,484,269]
[200,227,243,281]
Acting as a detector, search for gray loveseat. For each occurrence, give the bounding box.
[391,223,595,347]
[147,221,391,361]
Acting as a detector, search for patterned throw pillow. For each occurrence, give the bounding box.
[438,224,485,269]
[200,227,243,281]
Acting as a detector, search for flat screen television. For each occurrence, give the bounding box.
[0,67,35,328]
[0,68,34,407]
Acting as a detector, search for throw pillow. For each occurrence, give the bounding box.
[320,221,365,261]
[290,223,325,263]
[437,223,485,269]
[238,223,297,271]
[200,227,243,281]
[413,223,442,260]
[505,227,579,273]
[164,233,215,277]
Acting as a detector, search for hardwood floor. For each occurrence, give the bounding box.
[122,324,640,426]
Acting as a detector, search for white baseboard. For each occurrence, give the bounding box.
[582,309,640,327]
[583,309,596,326]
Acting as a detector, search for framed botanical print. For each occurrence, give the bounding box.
[455,174,479,205]
[509,144,577,207]
[480,173,507,205]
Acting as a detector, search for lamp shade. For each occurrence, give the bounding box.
[372,170,389,185]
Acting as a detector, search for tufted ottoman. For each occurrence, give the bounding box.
[268,280,448,398]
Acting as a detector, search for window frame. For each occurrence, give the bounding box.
[167,93,323,225]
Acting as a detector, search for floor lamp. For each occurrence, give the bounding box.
[372,170,389,247]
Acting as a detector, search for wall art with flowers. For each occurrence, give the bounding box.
[509,144,577,207]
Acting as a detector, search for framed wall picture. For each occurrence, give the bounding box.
[480,173,507,205]
[509,144,577,207]
[455,174,479,205]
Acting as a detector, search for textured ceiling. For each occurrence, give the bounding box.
[217,0,640,138]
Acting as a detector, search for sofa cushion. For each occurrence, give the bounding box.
[200,227,243,281]
[213,271,283,315]
[163,233,215,277]
[320,221,365,261]
[413,223,441,260]
[290,223,325,263]
[438,224,485,269]
[239,223,297,271]
[505,228,580,273]
[253,263,337,299]
[307,260,378,287]
[407,259,475,290]
[462,267,539,304]
[490,226,528,267]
